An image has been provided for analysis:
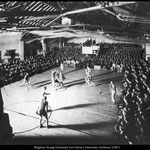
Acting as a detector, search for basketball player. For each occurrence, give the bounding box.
[43,86,50,98]
[38,86,50,128]
[19,72,31,87]
[85,68,95,86]
[87,65,91,73]
[55,73,64,89]
[59,70,65,82]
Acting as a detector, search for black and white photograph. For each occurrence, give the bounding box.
[0,1,150,147]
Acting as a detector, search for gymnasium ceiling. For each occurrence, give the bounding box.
[0,1,150,42]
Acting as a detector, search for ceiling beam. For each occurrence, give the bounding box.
[44,14,63,27]
[57,1,63,11]
[15,26,41,30]
[44,1,136,27]
[104,30,143,36]
[62,2,136,16]
[119,14,150,24]
[22,14,60,21]
[0,10,60,17]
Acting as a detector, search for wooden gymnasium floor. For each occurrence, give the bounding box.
[2,67,124,145]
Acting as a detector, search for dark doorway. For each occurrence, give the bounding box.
[24,40,42,58]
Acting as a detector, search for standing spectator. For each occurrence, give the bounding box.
[60,61,64,73]
[109,81,117,104]
[51,70,56,88]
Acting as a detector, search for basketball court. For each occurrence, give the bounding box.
[2,67,123,145]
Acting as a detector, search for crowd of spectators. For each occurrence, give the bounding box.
[0,55,59,86]
[115,59,150,144]
[0,46,85,86]
[0,43,146,86]
[54,46,84,66]
[93,43,144,72]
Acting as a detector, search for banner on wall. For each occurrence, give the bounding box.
[82,45,99,54]
[82,47,93,54]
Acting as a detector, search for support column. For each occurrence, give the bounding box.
[59,38,64,49]
[19,40,24,60]
[41,37,46,56]
[18,34,24,60]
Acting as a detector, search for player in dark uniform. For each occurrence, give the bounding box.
[38,86,50,128]
[54,73,64,89]
[59,71,65,84]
